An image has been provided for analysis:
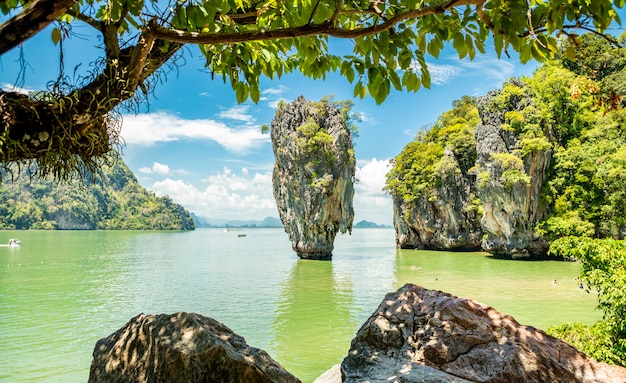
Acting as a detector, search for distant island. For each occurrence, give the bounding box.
[353,220,391,228]
[0,157,194,230]
[193,216,390,229]
[192,216,283,228]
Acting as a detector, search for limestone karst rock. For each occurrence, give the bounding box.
[270,96,355,260]
[341,284,626,383]
[389,80,551,258]
[393,146,483,250]
[88,312,301,383]
[472,81,551,258]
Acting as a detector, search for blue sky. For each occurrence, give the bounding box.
[0,23,542,225]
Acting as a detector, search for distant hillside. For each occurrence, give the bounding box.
[354,220,391,228]
[194,216,283,228]
[0,157,195,230]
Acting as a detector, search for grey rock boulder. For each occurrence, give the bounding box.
[88,312,300,383]
[341,284,626,383]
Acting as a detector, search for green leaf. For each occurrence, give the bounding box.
[250,84,260,103]
[51,27,61,46]
[565,45,577,61]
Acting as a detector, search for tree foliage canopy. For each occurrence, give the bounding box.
[0,0,623,178]
[549,236,626,365]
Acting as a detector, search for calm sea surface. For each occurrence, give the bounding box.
[0,228,599,382]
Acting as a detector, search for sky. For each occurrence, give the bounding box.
[0,21,544,226]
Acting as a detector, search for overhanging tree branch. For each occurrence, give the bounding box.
[149,0,480,43]
[0,0,77,55]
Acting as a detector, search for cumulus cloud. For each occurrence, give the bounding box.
[149,167,277,220]
[139,162,172,176]
[217,105,255,122]
[354,158,393,224]
[121,112,268,152]
[148,158,394,225]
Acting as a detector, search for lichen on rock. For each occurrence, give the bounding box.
[270,96,356,260]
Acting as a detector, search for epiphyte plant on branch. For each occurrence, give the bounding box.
[0,0,623,179]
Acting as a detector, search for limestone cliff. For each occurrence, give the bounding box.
[471,81,551,258]
[271,97,355,260]
[388,81,552,258]
[393,147,482,250]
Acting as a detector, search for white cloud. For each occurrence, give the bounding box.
[138,162,171,175]
[121,112,268,152]
[148,158,394,225]
[1,83,33,94]
[150,167,277,220]
[268,98,288,109]
[262,85,289,108]
[427,63,463,85]
[217,105,255,122]
[411,55,517,90]
[459,57,516,88]
[354,158,393,225]
[263,85,289,96]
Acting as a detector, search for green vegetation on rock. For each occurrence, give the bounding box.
[0,156,195,230]
[385,95,478,202]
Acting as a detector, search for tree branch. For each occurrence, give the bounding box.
[149,0,478,44]
[65,8,101,31]
[0,0,77,55]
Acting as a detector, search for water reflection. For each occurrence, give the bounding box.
[272,259,356,383]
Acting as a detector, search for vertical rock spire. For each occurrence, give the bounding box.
[270,97,356,260]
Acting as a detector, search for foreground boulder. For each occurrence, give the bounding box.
[270,96,355,260]
[341,284,626,383]
[88,312,300,383]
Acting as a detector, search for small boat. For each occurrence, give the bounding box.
[237,234,247,237]
[7,239,21,246]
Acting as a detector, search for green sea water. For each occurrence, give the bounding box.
[0,228,599,383]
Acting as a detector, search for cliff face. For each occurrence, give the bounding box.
[390,81,552,258]
[271,97,355,260]
[472,83,551,258]
[394,147,482,250]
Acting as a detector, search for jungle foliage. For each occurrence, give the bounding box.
[548,237,626,365]
[384,95,479,202]
[0,0,623,179]
[0,155,195,230]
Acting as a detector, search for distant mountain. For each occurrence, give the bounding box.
[0,157,195,230]
[354,220,391,228]
[193,216,283,228]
